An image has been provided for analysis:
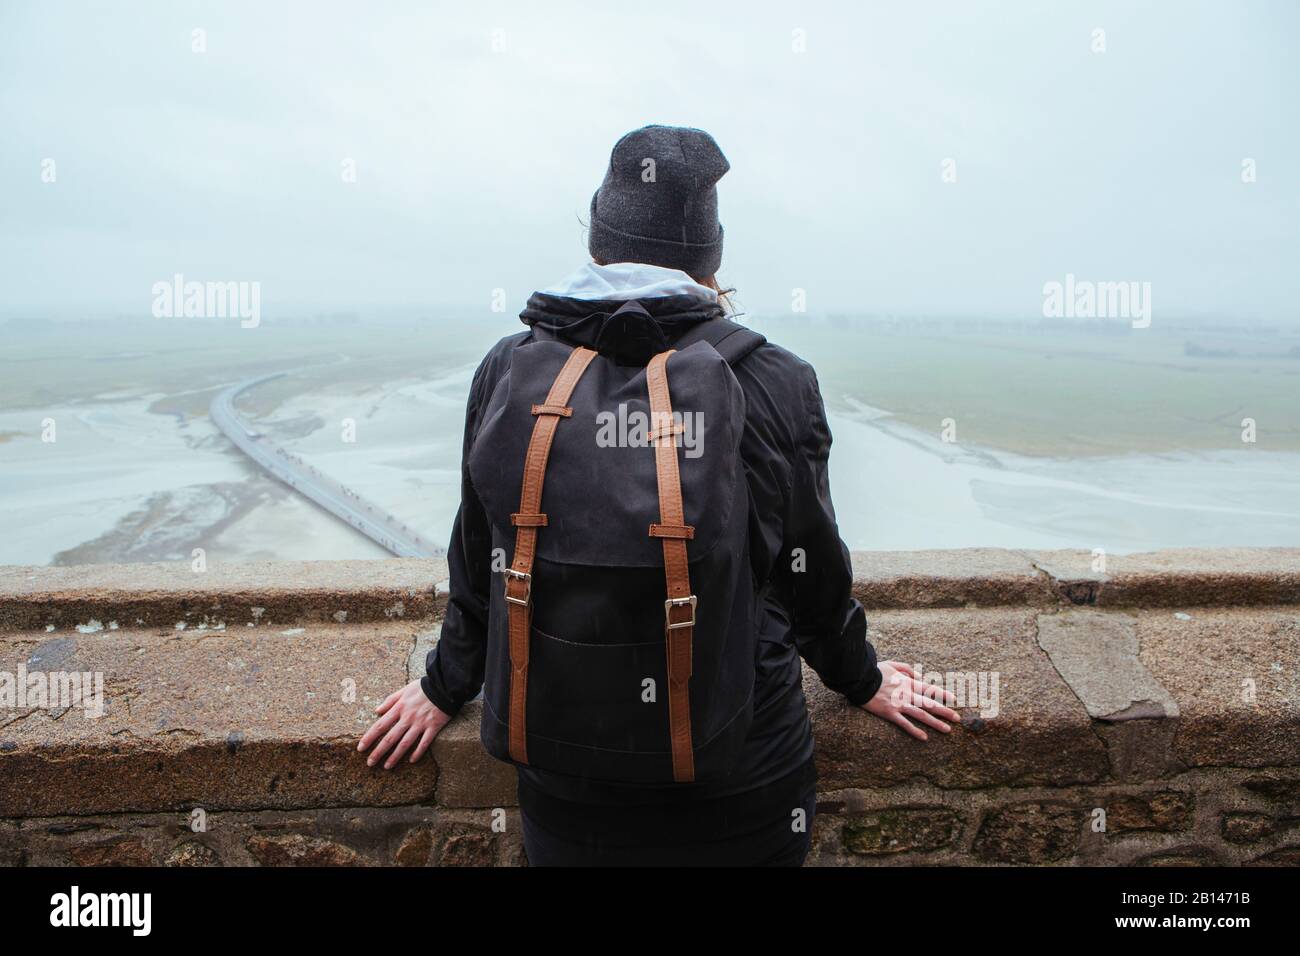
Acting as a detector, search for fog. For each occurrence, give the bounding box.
[1,0,1297,321]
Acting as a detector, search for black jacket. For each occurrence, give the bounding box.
[422,292,881,803]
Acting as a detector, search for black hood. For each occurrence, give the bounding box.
[520,292,724,366]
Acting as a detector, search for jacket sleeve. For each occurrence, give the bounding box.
[773,365,882,706]
[420,359,496,716]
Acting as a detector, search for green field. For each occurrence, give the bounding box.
[4,315,1298,459]
[769,320,1300,457]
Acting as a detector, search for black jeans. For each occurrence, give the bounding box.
[519,760,817,867]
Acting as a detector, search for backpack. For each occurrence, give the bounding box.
[467,302,766,784]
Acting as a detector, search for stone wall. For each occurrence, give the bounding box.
[1,549,1297,866]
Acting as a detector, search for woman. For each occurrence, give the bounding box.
[359,125,959,866]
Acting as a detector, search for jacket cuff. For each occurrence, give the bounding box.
[844,664,883,707]
[420,675,463,718]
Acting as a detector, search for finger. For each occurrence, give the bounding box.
[903,705,952,734]
[375,689,402,714]
[888,710,928,741]
[410,726,437,764]
[909,689,962,722]
[918,701,962,723]
[911,678,957,707]
[913,702,962,723]
[384,725,423,770]
[409,727,436,764]
[358,706,401,752]
[367,720,408,766]
[890,662,916,678]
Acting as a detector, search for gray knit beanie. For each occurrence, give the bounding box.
[588,125,729,279]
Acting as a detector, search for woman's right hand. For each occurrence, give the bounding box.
[357,679,453,769]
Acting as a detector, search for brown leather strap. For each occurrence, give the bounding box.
[646,421,685,441]
[531,403,573,418]
[506,345,598,764]
[645,350,696,783]
[509,512,548,527]
[648,523,695,540]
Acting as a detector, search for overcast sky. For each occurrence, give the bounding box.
[1,0,1296,320]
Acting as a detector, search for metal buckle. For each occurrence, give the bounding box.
[664,595,697,630]
[503,569,532,606]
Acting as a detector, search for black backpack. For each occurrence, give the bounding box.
[468,303,766,784]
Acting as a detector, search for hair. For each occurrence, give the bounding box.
[694,273,739,317]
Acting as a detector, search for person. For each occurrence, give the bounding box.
[359,124,959,866]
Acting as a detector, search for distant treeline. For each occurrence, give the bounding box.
[1184,341,1300,359]
[771,314,1299,337]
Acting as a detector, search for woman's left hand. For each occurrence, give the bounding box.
[357,679,453,769]
[862,660,961,741]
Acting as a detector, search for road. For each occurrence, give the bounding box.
[210,372,442,558]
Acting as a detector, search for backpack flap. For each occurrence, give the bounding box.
[469,338,745,568]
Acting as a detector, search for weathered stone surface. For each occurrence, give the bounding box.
[1249,845,1300,866]
[430,822,497,867]
[1105,791,1193,833]
[408,625,440,683]
[1241,775,1300,804]
[5,549,1293,637]
[1,778,1294,867]
[1026,548,1300,608]
[850,549,1055,609]
[165,840,220,866]
[1222,812,1274,844]
[1026,551,1111,606]
[246,833,362,866]
[1136,609,1300,770]
[1092,718,1184,781]
[0,623,438,815]
[1036,610,1178,720]
[1,804,439,867]
[809,609,1109,790]
[1,550,1298,868]
[432,700,517,808]
[395,826,435,866]
[842,807,962,856]
[972,801,1083,863]
[68,835,153,867]
[0,558,447,631]
[1137,846,1222,866]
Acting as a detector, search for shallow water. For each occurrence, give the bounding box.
[3,364,1298,565]
[827,406,1300,552]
